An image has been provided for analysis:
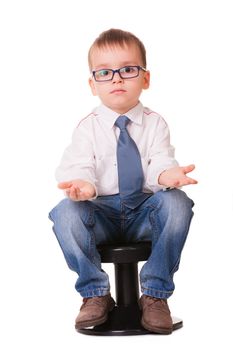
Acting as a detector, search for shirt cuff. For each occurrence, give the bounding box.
[87,183,98,200]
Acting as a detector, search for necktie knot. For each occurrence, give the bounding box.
[115,115,130,130]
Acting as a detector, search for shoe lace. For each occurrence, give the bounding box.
[80,296,106,310]
[144,296,167,309]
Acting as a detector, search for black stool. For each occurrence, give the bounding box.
[77,242,182,336]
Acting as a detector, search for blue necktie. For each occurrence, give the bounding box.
[115,115,151,209]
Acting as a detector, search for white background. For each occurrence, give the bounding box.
[1,0,233,349]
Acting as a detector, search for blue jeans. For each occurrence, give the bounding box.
[49,189,194,299]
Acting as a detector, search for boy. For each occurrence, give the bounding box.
[49,28,197,335]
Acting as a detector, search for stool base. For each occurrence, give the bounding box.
[77,304,183,336]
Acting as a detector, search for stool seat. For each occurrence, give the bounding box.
[97,241,152,263]
[77,241,183,336]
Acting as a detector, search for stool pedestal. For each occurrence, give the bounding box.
[77,242,183,336]
[78,304,182,336]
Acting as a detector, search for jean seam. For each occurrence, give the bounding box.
[86,207,95,226]
[120,201,125,239]
[141,287,174,298]
[79,288,110,298]
[142,287,173,294]
[148,208,160,243]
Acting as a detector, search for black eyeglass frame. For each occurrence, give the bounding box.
[92,65,147,82]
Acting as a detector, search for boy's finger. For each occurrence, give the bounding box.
[69,187,80,201]
[73,183,81,192]
[183,164,195,174]
[188,178,198,184]
[58,182,72,189]
[183,176,198,185]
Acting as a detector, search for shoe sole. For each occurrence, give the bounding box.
[141,318,173,335]
[75,314,108,330]
[75,301,115,330]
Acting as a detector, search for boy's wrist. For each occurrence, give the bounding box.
[88,182,98,200]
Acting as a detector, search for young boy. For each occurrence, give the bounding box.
[49,28,197,335]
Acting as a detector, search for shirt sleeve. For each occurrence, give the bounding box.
[145,117,179,193]
[55,122,98,197]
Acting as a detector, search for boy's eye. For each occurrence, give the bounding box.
[121,66,136,73]
[98,70,110,77]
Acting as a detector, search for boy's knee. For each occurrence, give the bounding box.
[166,188,193,207]
[156,189,194,218]
[49,198,92,227]
[153,190,194,237]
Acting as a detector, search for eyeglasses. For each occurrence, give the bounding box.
[92,65,147,82]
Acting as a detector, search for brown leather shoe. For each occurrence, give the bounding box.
[139,295,173,334]
[75,294,115,329]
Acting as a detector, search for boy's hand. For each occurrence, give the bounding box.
[58,180,96,201]
[158,164,198,188]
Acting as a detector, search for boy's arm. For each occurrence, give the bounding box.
[145,117,197,192]
[55,123,97,200]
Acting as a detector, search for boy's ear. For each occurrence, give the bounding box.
[89,77,97,96]
[143,70,150,90]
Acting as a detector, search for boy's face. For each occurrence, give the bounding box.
[89,44,150,114]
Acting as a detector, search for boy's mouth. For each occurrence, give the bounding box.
[110,89,126,94]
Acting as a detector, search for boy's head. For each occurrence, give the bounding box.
[88,28,147,70]
[88,29,150,114]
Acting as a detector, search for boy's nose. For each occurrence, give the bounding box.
[112,71,123,83]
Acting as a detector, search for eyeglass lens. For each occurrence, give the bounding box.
[94,66,140,81]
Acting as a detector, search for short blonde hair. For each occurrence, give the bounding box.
[88,28,147,70]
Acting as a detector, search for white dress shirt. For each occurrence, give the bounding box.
[55,102,178,197]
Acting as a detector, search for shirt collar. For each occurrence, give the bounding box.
[93,102,144,129]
